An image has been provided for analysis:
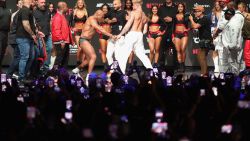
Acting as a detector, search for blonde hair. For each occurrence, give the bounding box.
[212,1,222,14]
[74,0,88,17]
[132,0,142,5]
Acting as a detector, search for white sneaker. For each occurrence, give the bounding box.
[72,68,80,74]
[12,74,19,79]
[49,56,56,70]
[85,74,89,87]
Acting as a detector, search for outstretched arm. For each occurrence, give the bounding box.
[118,12,134,36]
[90,17,113,38]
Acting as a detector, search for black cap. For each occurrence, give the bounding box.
[224,9,235,16]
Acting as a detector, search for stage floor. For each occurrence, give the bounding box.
[1,66,213,78]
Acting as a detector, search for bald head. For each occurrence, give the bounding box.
[95,9,104,16]
[57,1,67,12]
[37,0,46,10]
[22,0,33,8]
[94,9,105,22]
[113,0,122,10]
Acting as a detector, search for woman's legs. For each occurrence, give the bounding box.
[197,48,208,76]
[174,37,182,71]
[148,38,155,63]
[154,37,162,64]
[99,39,107,64]
[212,50,219,73]
[180,36,188,72]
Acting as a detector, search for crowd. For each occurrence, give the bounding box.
[0,0,249,82]
[1,63,250,141]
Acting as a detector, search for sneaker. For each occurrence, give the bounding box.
[85,73,89,87]
[72,67,80,74]
[12,74,19,80]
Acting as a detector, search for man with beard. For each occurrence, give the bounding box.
[33,0,52,73]
[16,0,37,82]
[105,0,127,69]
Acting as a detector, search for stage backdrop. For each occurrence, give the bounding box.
[3,0,250,67]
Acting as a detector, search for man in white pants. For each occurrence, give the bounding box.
[106,0,126,67]
[213,0,229,74]
[115,0,152,74]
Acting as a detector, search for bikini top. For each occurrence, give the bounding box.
[74,15,87,23]
[148,17,166,31]
[174,14,189,28]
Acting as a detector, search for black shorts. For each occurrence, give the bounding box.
[75,29,82,36]
[79,37,90,44]
[99,34,109,40]
[148,32,161,39]
[174,31,188,39]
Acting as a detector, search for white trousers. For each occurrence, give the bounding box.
[115,31,153,74]
[106,36,125,66]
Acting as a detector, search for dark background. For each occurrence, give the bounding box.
[3,0,250,67]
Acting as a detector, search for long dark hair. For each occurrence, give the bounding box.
[148,5,159,20]
[177,2,186,14]
[124,0,133,11]
[100,3,110,13]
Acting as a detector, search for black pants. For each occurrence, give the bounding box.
[0,31,8,71]
[159,30,177,68]
[54,43,69,68]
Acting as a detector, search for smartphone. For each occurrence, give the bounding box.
[7,78,12,86]
[123,75,129,84]
[27,106,36,120]
[200,89,206,96]
[237,100,250,109]
[1,84,7,92]
[220,73,225,80]
[105,82,112,92]
[76,80,82,87]
[96,78,102,88]
[151,122,168,134]
[221,124,232,134]
[166,76,172,86]
[64,111,73,120]
[162,71,166,79]
[66,100,72,110]
[153,68,158,74]
[155,109,164,119]
[212,87,218,96]
[1,74,7,83]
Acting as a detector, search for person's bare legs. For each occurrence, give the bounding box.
[81,41,96,74]
[180,36,188,72]
[181,36,188,62]
[148,38,155,63]
[99,39,107,63]
[174,38,182,64]
[128,51,134,64]
[212,50,219,73]
[197,48,207,76]
[154,37,162,64]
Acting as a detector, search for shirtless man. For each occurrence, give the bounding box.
[115,0,153,74]
[72,10,115,78]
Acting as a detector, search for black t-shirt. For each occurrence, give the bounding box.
[16,6,36,39]
[197,16,212,40]
[33,8,51,36]
[158,3,177,32]
[109,9,126,35]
